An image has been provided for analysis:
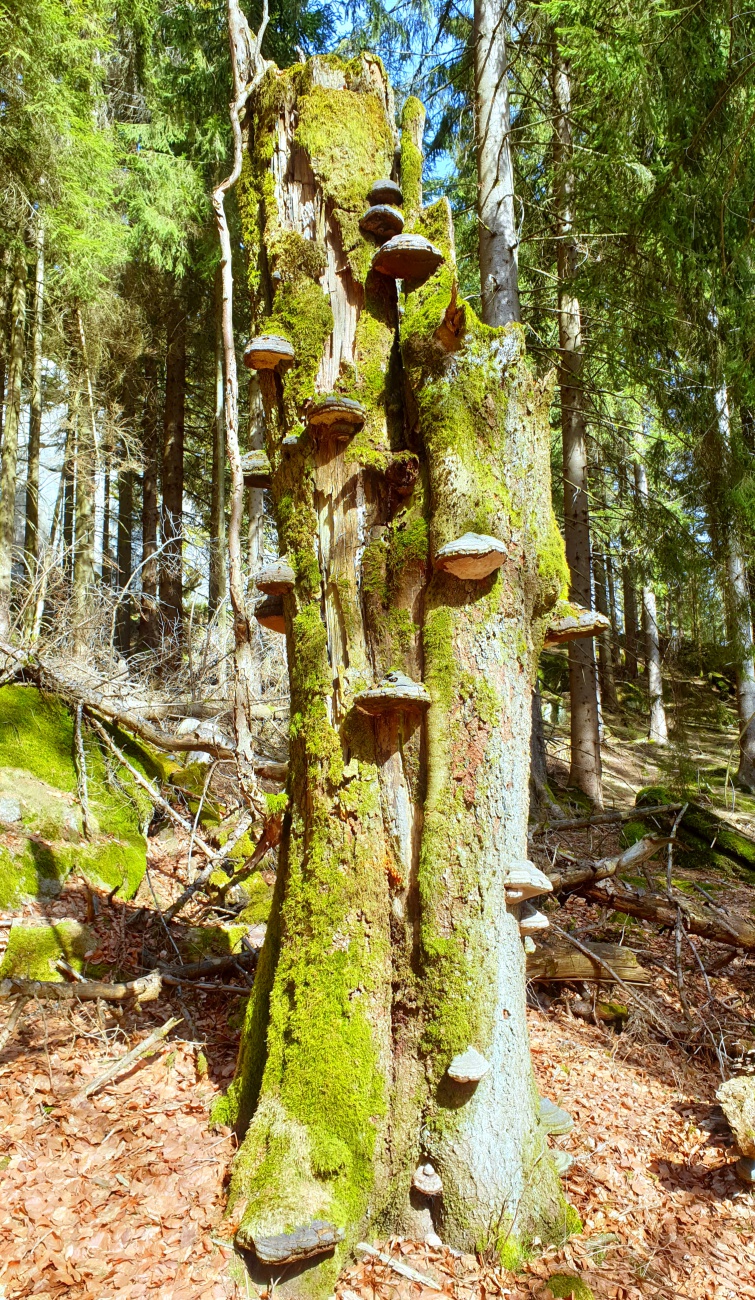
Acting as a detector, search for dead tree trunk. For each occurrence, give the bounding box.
[551,43,602,807]
[209,267,227,619]
[474,0,520,324]
[160,295,186,661]
[24,219,44,569]
[0,247,27,639]
[218,51,572,1295]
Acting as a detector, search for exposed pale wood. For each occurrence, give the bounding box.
[532,802,682,834]
[546,834,670,893]
[526,940,650,984]
[1,969,162,1004]
[582,877,755,950]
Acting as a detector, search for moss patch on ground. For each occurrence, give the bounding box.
[0,920,92,981]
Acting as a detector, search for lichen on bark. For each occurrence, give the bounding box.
[220,50,575,1294]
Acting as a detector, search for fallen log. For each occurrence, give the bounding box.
[526,940,651,984]
[547,834,670,893]
[0,968,162,1004]
[635,792,755,882]
[532,802,681,835]
[581,877,755,950]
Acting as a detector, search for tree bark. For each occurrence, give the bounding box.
[221,52,570,1294]
[474,0,520,324]
[0,248,27,639]
[0,249,12,454]
[139,355,160,650]
[592,548,619,712]
[24,219,44,568]
[117,441,134,653]
[160,294,186,660]
[209,267,227,619]
[551,42,602,807]
[633,459,668,744]
[715,382,755,788]
[72,308,98,650]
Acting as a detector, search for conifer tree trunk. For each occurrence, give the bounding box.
[0,249,12,454]
[0,248,28,639]
[139,357,160,649]
[220,51,574,1296]
[474,0,520,324]
[62,401,77,580]
[716,382,755,787]
[551,43,602,807]
[160,297,186,659]
[24,219,44,567]
[592,549,618,712]
[117,443,134,653]
[72,310,98,649]
[633,459,668,744]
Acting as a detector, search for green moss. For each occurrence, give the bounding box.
[266,279,334,413]
[547,1274,595,1300]
[535,514,570,609]
[0,920,92,981]
[237,875,274,927]
[400,97,425,220]
[619,819,647,850]
[265,791,289,816]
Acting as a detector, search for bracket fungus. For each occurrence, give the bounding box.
[539,1096,575,1136]
[240,449,272,489]
[544,600,611,648]
[255,594,285,634]
[243,334,296,371]
[306,395,366,442]
[550,1150,574,1176]
[504,859,554,904]
[434,532,508,580]
[372,234,444,285]
[518,901,550,935]
[255,557,295,595]
[368,177,403,207]
[246,1221,344,1264]
[523,936,537,954]
[354,671,431,716]
[447,1046,491,1084]
[359,204,405,244]
[412,1163,443,1197]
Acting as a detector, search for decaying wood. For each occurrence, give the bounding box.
[526,940,651,984]
[356,1243,443,1292]
[581,877,755,950]
[1,968,161,1004]
[546,833,670,893]
[71,1015,181,1104]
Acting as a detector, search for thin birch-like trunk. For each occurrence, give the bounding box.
[72,309,98,652]
[551,41,602,806]
[160,296,186,661]
[0,248,28,639]
[117,441,134,652]
[592,549,619,712]
[139,356,160,650]
[474,0,520,324]
[209,267,228,619]
[633,459,668,744]
[24,219,44,567]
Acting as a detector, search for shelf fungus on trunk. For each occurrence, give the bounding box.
[543,600,610,648]
[504,860,554,904]
[243,1221,345,1265]
[372,234,444,285]
[306,396,367,443]
[434,532,508,580]
[518,902,550,935]
[447,1047,491,1084]
[255,593,285,634]
[539,1097,574,1136]
[550,1151,573,1176]
[359,204,405,244]
[412,1163,443,1197]
[353,671,431,716]
[243,334,296,372]
[241,449,272,489]
[368,177,403,206]
[256,557,295,595]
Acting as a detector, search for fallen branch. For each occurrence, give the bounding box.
[1,968,162,1004]
[162,810,279,922]
[87,715,222,864]
[580,876,755,949]
[547,834,671,893]
[356,1243,443,1292]
[526,940,650,984]
[71,1015,181,1103]
[532,802,682,835]
[160,975,249,994]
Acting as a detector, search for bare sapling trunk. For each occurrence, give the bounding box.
[633,458,667,744]
[160,297,186,662]
[211,0,270,765]
[474,0,520,324]
[0,247,28,639]
[716,382,755,788]
[139,356,160,650]
[209,267,228,620]
[24,218,44,569]
[551,43,602,807]
[216,48,575,1297]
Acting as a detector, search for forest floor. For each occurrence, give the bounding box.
[1,672,754,1300]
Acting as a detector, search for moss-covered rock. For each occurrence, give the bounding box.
[0,919,93,980]
[546,1275,595,1300]
[0,685,157,905]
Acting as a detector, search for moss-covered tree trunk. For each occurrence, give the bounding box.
[219,54,575,1296]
